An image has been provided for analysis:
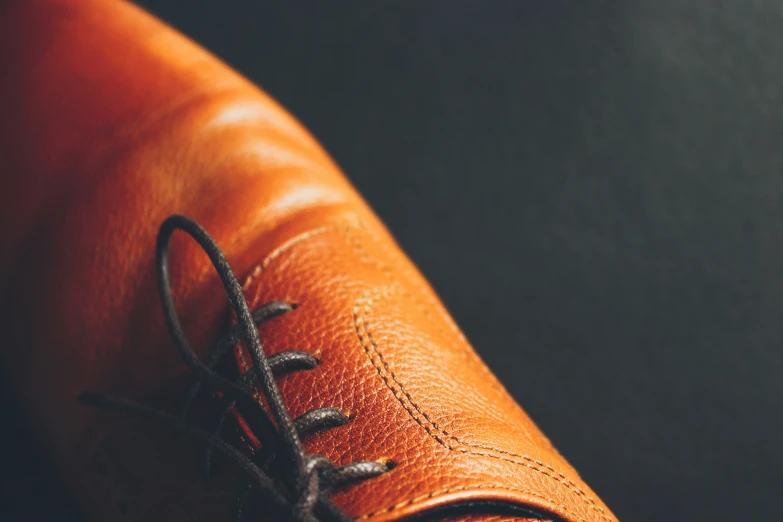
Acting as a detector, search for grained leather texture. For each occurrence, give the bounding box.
[233,221,614,522]
[0,1,616,522]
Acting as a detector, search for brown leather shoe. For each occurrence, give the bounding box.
[0,1,616,521]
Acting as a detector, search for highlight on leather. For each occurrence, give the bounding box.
[0,1,617,521]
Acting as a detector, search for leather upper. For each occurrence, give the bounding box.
[0,1,616,521]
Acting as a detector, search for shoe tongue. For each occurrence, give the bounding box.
[232,217,616,522]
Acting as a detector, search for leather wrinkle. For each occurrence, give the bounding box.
[237,222,611,522]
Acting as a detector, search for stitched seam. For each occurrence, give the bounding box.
[356,484,584,522]
[355,288,610,522]
[338,225,463,345]
[339,225,528,410]
[341,228,610,521]
[236,223,610,522]
[241,223,349,291]
[350,223,469,343]
[353,287,454,448]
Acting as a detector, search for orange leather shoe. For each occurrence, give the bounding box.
[0,1,617,521]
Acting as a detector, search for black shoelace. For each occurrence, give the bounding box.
[78,215,391,522]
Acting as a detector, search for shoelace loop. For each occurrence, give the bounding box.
[79,215,391,522]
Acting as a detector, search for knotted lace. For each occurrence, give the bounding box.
[78,215,391,522]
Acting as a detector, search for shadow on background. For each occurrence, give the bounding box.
[3,1,783,521]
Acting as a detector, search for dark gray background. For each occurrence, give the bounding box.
[3,1,783,521]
